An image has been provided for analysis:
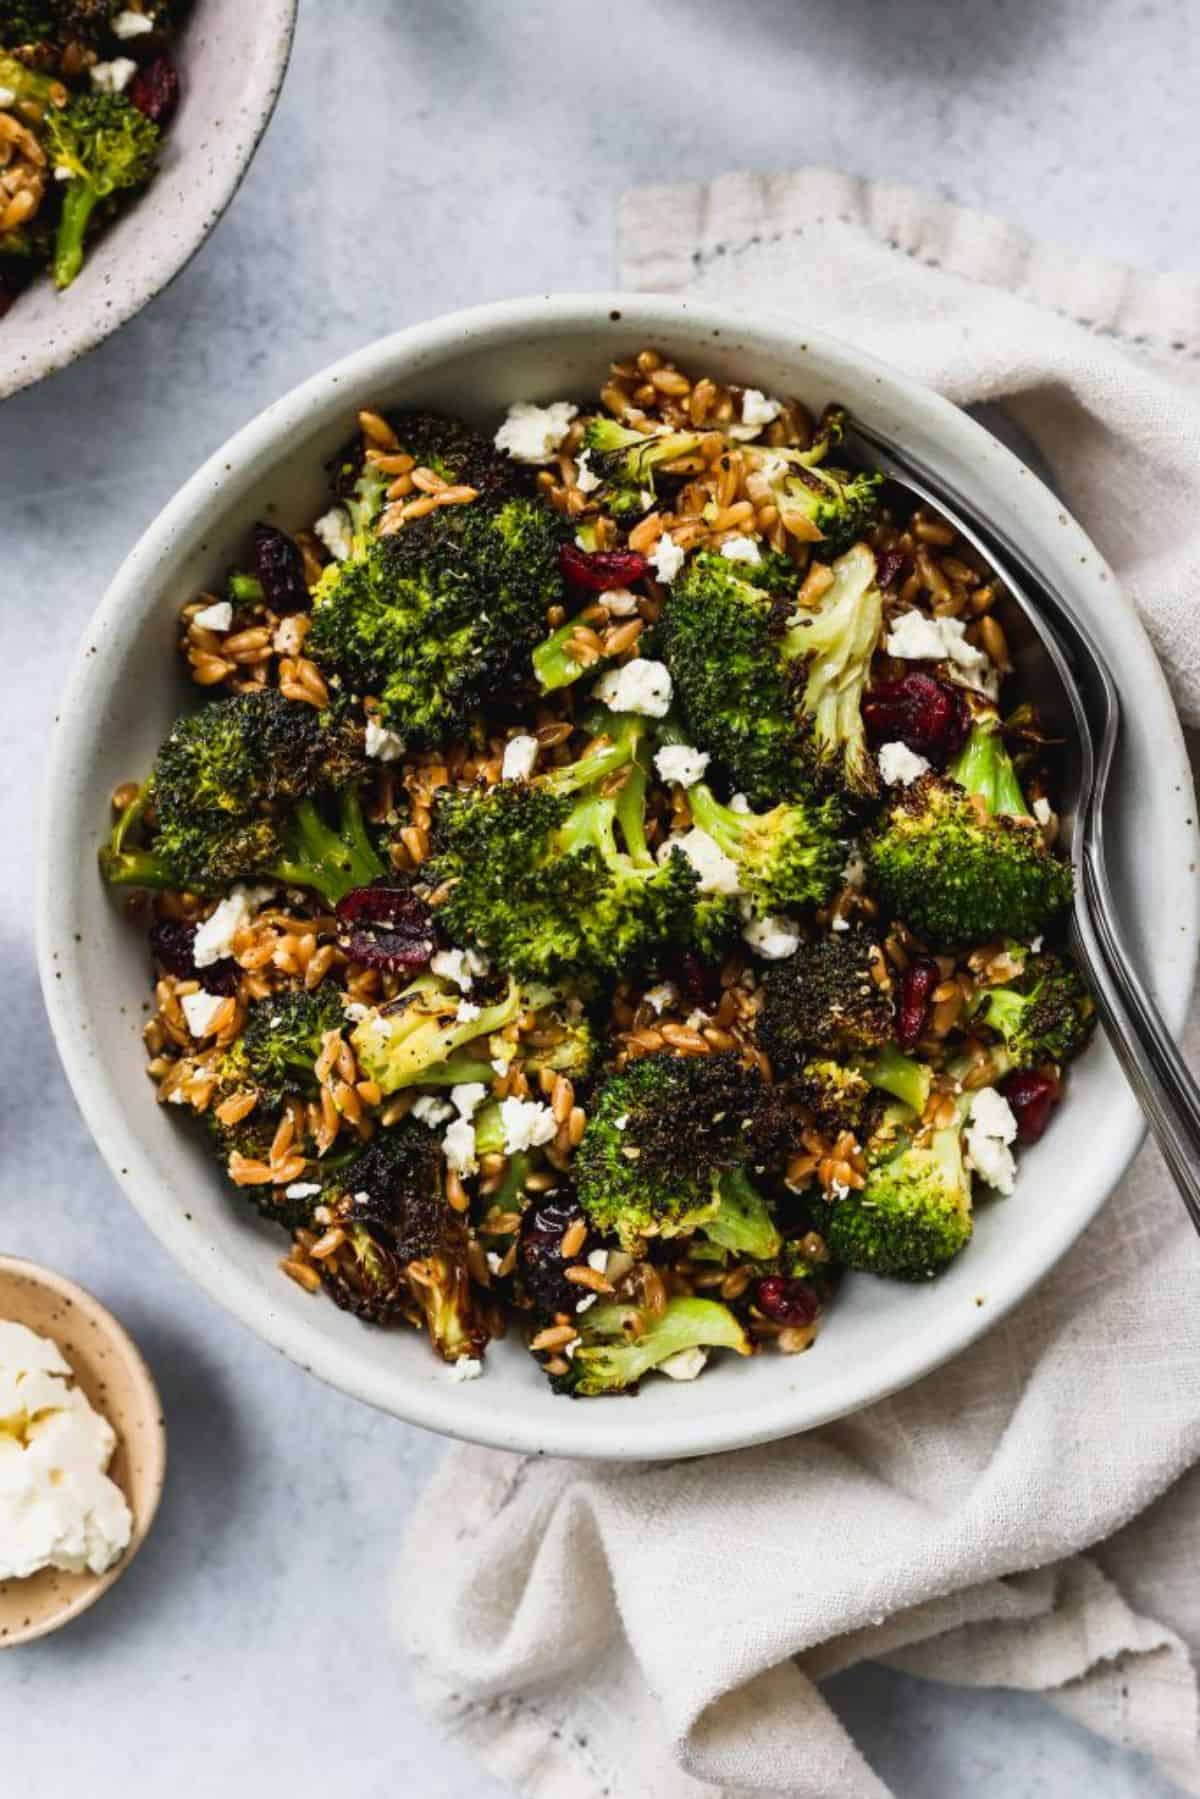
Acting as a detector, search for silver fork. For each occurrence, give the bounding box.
[844,419,1200,1230]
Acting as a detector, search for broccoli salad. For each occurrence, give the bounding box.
[0,3,185,310]
[102,350,1093,1396]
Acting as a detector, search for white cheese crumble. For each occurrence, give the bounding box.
[877,740,931,787]
[364,715,405,762]
[430,947,489,991]
[313,505,353,562]
[180,990,226,1038]
[830,913,850,932]
[885,609,946,661]
[442,1116,479,1177]
[728,792,752,813]
[192,883,270,968]
[886,610,999,697]
[574,448,602,493]
[586,1249,609,1273]
[499,1097,558,1154]
[642,982,677,1015]
[719,534,763,565]
[501,733,539,782]
[450,1082,488,1119]
[284,1181,322,1200]
[193,599,233,633]
[659,827,741,896]
[593,657,673,718]
[0,88,16,109]
[112,9,156,37]
[653,743,710,788]
[0,1321,133,1580]
[964,1087,1019,1195]
[445,1357,484,1382]
[454,1000,482,1024]
[54,165,73,181]
[90,57,138,93]
[1032,798,1053,827]
[741,911,802,960]
[411,1094,455,1129]
[741,388,782,428]
[600,586,639,617]
[842,847,867,889]
[657,1346,709,1382]
[494,400,578,464]
[649,534,686,584]
[1029,934,1044,954]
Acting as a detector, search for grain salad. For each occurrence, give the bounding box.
[101,349,1092,1397]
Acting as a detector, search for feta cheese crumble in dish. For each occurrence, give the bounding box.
[99,350,1091,1398]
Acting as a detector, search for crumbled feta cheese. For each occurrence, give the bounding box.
[613,1113,629,1131]
[728,792,751,814]
[1032,798,1052,827]
[877,740,931,787]
[501,733,539,782]
[193,599,233,633]
[649,534,686,584]
[0,1322,133,1580]
[411,1095,455,1128]
[455,1000,482,1024]
[740,388,782,428]
[842,846,867,889]
[1029,934,1044,953]
[886,610,947,661]
[342,1000,371,1024]
[442,1116,479,1177]
[499,1097,558,1154]
[742,911,802,959]
[430,947,489,991]
[494,400,578,464]
[592,657,673,718]
[601,587,639,617]
[112,9,155,37]
[659,827,741,895]
[886,610,999,698]
[450,1082,488,1119]
[719,534,763,565]
[964,1087,1019,1195]
[90,57,138,93]
[192,883,270,968]
[653,743,710,788]
[830,913,850,933]
[54,164,73,181]
[284,1181,322,1201]
[657,1346,709,1382]
[485,1250,504,1275]
[0,88,15,109]
[180,990,226,1038]
[586,1249,609,1273]
[576,1293,598,1313]
[684,1009,709,1031]
[445,1357,484,1382]
[642,983,677,1015]
[364,715,405,762]
[313,505,353,562]
[574,448,602,493]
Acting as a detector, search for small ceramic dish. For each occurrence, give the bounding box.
[0,0,297,402]
[0,1257,165,1646]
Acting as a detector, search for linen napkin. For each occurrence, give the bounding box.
[401,168,1200,1799]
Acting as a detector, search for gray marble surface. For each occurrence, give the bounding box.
[1,1,1194,1793]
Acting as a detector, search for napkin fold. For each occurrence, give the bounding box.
[402,168,1200,1799]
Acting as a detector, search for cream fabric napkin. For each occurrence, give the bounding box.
[401,169,1200,1799]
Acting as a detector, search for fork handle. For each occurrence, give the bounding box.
[1069,860,1200,1233]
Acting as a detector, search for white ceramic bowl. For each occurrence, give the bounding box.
[38,296,1199,1461]
[0,0,296,401]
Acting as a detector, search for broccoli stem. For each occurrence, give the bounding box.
[99,783,176,888]
[271,793,384,904]
[862,1042,931,1116]
[701,1167,782,1261]
[53,179,99,290]
[686,783,745,856]
[532,617,608,693]
[949,716,1029,819]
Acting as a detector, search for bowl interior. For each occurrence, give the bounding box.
[0,1258,164,1645]
[38,298,1200,1460]
[0,0,296,401]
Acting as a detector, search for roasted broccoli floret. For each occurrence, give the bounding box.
[759,927,894,1075]
[969,950,1094,1068]
[519,989,600,1082]
[866,712,1073,947]
[550,1296,751,1396]
[684,777,843,917]
[825,1102,973,1280]
[797,1041,931,1134]
[317,1125,487,1361]
[578,415,703,517]
[663,542,883,803]
[45,93,160,288]
[323,410,522,554]
[575,1053,785,1254]
[100,691,383,903]
[308,493,562,743]
[750,409,882,556]
[428,712,700,982]
[351,975,522,1094]
[231,986,348,1103]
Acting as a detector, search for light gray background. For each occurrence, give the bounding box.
[2,2,1194,1793]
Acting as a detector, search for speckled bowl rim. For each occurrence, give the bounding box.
[0,0,297,403]
[35,295,1200,1461]
[0,1255,165,1645]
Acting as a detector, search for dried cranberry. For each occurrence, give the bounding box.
[1002,1068,1060,1144]
[129,55,180,125]
[875,547,910,590]
[896,957,940,1050]
[559,543,648,591]
[335,885,436,973]
[681,951,722,1012]
[863,672,971,767]
[148,919,238,994]
[252,523,309,614]
[755,1276,819,1328]
[518,1196,591,1318]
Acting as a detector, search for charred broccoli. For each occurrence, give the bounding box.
[866,711,1073,946]
[231,986,348,1103]
[45,93,160,289]
[684,776,843,916]
[969,950,1094,1068]
[796,1041,931,1135]
[825,1101,973,1280]
[351,975,521,1094]
[750,409,882,556]
[759,927,894,1074]
[578,416,703,517]
[550,1296,751,1396]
